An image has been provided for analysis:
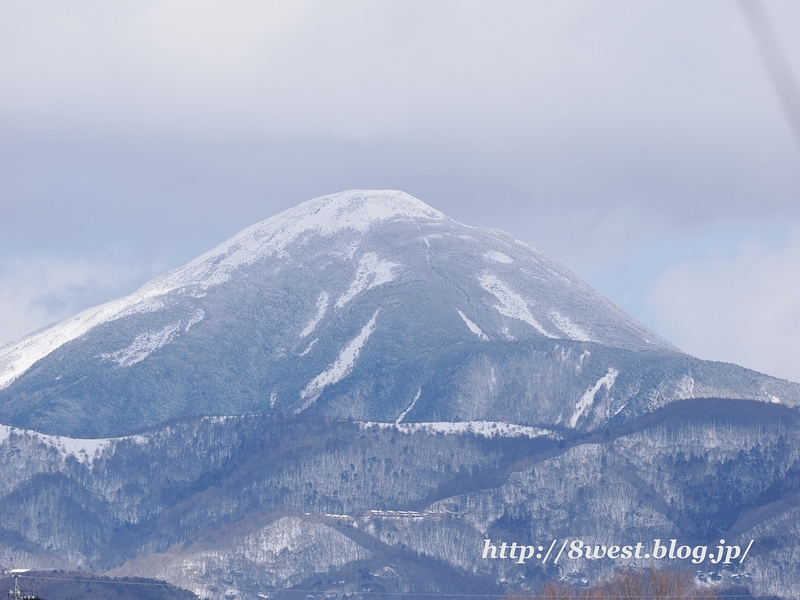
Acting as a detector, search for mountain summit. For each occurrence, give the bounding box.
[0,190,796,436]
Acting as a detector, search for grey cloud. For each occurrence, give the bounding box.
[1,0,799,377]
[3,131,798,267]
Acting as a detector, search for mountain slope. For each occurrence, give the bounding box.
[1,190,798,437]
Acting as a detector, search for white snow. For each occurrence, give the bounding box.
[568,367,619,428]
[296,310,380,412]
[484,251,514,264]
[51,435,114,464]
[184,309,205,332]
[0,294,168,389]
[178,189,441,292]
[239,516,371,573]
[335,253,398,308]
[300,292,329,337]
[396,388,422,423]
[298,339,317,356]
[457,310,489,341]
[360,420,559,440]
[478,274,556,338]
[675,375,695,399]
[0,190,442,390]
[0,424,113,464]
[100,323,181,367]
[550,311,593,342]
[344,240,360,259]
[116,298,166,319]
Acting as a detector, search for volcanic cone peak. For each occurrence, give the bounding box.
[0,190,441,388]
[3,190,797,438]
[172,189,448,287]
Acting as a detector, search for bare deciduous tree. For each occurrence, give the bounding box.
[508,566,718,599]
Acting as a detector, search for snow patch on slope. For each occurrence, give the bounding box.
[184,309,204,332]
[0,424,113,465]
[479,274,556,338]
[361,420,559,440]
[457,310,489,341]
[484,251,513,264]
[0,293,169,389]
[396,388,422,423]
[550,311,593,342]
[296,310,380,412]
[569,368,619,428]
[116,298,166,319]
[242,517,370,567]
[676,375,695,399]
[299,339,317,356]
[301,292,329,337]
[100,324,181,367]
[335,253,398,308]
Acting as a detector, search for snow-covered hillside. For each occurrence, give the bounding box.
[2,402,799,599]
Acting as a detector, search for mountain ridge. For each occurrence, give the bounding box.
[1,190,798,439]
[0,190,446,390]
[2,399,798,598]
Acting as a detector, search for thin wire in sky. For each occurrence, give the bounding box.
[738,0,800,153]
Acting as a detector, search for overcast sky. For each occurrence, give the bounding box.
[1,0,799,382]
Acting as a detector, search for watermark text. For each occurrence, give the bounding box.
[481,538,753,566]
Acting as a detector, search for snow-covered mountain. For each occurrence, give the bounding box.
[0,190,796,437]
[2,190,800,599]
